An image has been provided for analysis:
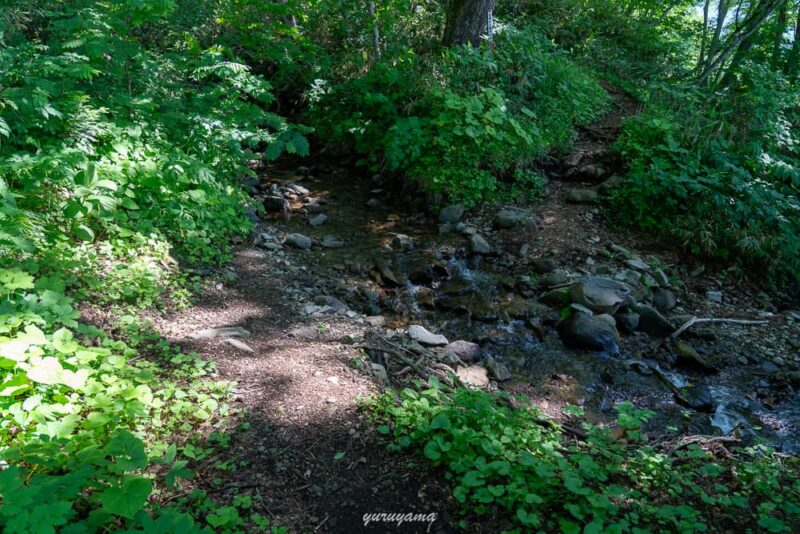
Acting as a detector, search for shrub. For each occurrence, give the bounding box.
[609,64,800,288]
[312,27,609,206]
[370,384,800,532]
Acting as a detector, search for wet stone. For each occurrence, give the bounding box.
[264,195,290,213]
[284,233,312,249]
[635,304,676,338]
[469,234,492,255]
[625,259,651,271]
[653,288,677,312]
[390,234,414,251]
[542,287,570,308]
[568,276,633,314]
[653,268,670,287]
[558,313,620,354]
[534,257,558,274]
[684,384,714,412]
[541,269,570,288]
[309,213,328,226]
[614,312,640,333]
[408,325,449,346]
[673,342,714,371]
[438,204,464,224]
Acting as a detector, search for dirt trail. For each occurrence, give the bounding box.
[155,250,464,532]
[149,85,799,532]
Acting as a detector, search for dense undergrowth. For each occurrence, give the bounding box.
[370,385,800,533]
[610,70,800,289]
[0,1,303,530]
[312,28,609,206]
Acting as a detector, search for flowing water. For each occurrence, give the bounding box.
[269,164,800,452]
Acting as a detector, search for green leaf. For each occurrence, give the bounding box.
[105,430,148,471]
[462,471,484,487]
[74,224,95,242]
[758,516,788,533]
[423,440,441,461]
[0,269,35,292]
[165,460,191,488]
[121,198,140,210]
[0,373,30,397]
[430,413,451,430]
[95,180,118,191]
[100,475,153,518]
[76,163,98,187]
[26,356,66,385]
[516,508,540,527]
[52,328,79,354]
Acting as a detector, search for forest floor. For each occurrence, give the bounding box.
[140,85,799,533]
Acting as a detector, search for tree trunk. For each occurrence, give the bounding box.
[368,0,382,61]
[724,0,787,78]
[698,0,712,69]
[707,0,730,64]
[275,0,297,28]
[699,0,787,83]
[786,0,800,78]
[772,0,789,67]
[442,0,496,46]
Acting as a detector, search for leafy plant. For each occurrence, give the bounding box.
[369,383,800,532]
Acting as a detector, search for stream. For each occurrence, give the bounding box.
[246,161,800,453]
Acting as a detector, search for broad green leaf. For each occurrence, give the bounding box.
[27,356,66,385]
[99,475,152,519]
[0,269,35,292]
[105,430,148,471]
[74,224,95,242]
[423,440,441,461]
[52,328,79,354]
[0,373,30,396]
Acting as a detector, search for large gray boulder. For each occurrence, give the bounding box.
[653,288,677,312]
[494,207,533,229]
[264,195,290,213]
[558,312,620,354]
[469,234,492,255]
[284,233,312,249]
[443,340,481,362]
[568,277,633,314]
[438,204,464,224]
[408,325,449,346]
[635,304,676,338]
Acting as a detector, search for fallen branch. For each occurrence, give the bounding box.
[668,434,740,455]
[671,316,769,339]
[362,344,430,380]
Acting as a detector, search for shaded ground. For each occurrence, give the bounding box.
[153,251,472,533]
